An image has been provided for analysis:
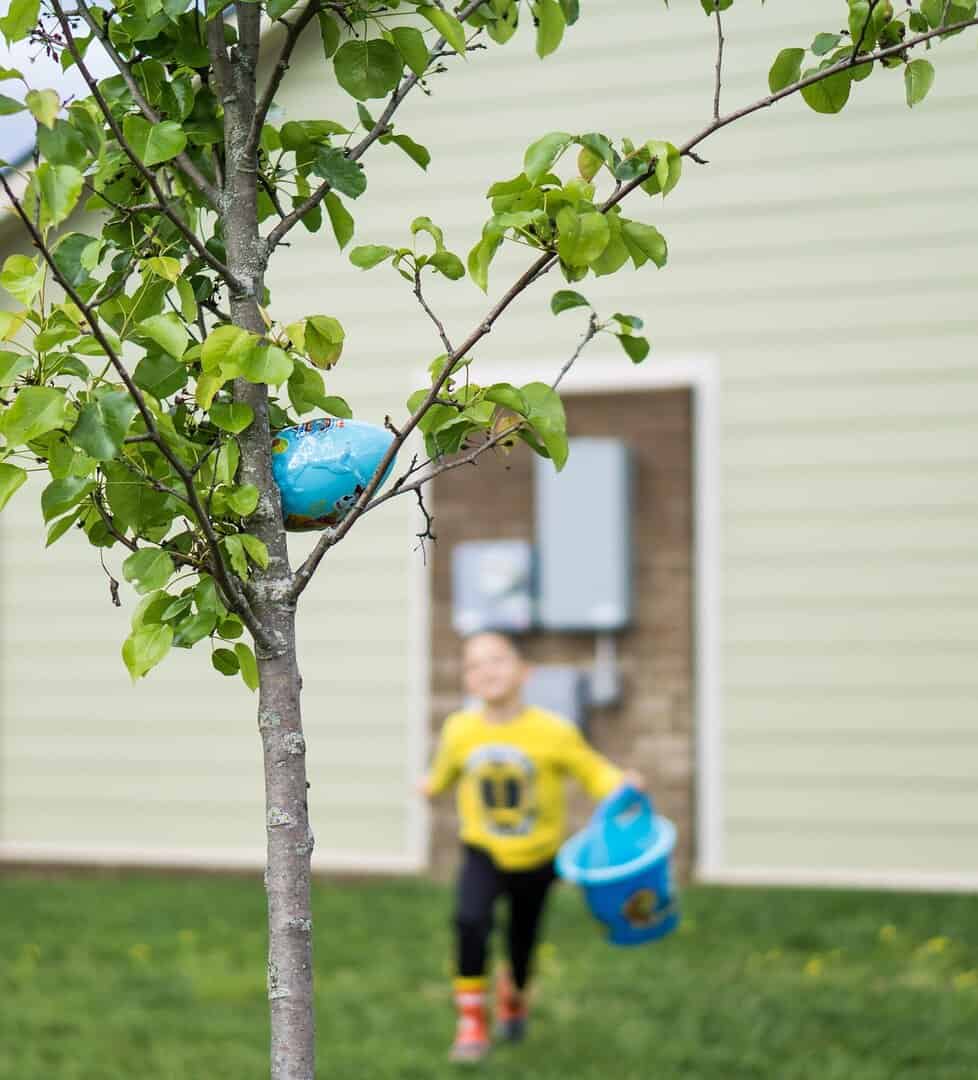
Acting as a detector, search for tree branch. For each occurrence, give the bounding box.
[712,0,724,121]
[413,268,455,354]
[69,0,222,207]
[0,172,270,649]
[247,0,325,158]
[265,0,487,255]
[852,0,881,60]
[48,1,240,289]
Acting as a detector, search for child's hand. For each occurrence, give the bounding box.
[622,769,646,791]
[417,777,435,799]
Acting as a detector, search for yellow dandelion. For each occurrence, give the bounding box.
[128,943,152,963]
[879,925,897,943]
[538,942,556,960]
[177,929,196,946]
[953,970,978,990]
[922,936,950,955]
[804,957,823,977]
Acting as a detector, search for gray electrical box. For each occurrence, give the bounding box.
[452,540,534,635]
[534,438,633,631]
[524,664,590,730]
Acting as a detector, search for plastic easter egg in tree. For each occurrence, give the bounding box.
[271,418,395,532]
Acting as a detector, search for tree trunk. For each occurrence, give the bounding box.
[219,8,316,1077]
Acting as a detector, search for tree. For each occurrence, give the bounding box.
[0,0,974,1075]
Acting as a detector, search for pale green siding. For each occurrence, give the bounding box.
[1,0,976,882]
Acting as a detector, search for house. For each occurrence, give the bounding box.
[1,0,976,891]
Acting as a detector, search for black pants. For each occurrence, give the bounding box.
[455,845,557,989]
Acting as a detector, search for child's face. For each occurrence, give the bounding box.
[462,634,527,707]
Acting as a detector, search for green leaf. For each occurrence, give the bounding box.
[223,535,249,578]
[69,391,139,461]
[46,508,82,547]
[349,244,394,269]
[240,534,269,570]
[176,277,198,322]
[428,251,465,279]
[800,68,852,114]
[419,5,468,55]
[621,220,668,269]
[905,59,935,107]
[172,609,217,648]
[195,373,224,410]
[304,315,345,370]
[41,476,91,521]
[218,615,244,640]
[699,0,733,10]
[392,25,430,76]
[318,12,341,58]
[201,324,257,374]
[551,289,590,315]
[0,254,44,305]
[143,121,187,166]
[227,484,259,516]
[388,132,430,171]
[320,395,352,418]
[484,383,529,416]
[521,381,568,470]
[557,208,610,267]
[123,623,173,680]
[1,0,41,44]
[467,231,502,293]
[644,140,682,198]
[768,47,804,93]
[36,163,84,226]
[613,312,644,331]
[25,87,59,129]
[313,147,367,199]
[138,313,188,358]
[535,0,565,57]
[235,643,259,691]
[0,351,31,387]
[133,352,188,399]
[211,647,240,676]
[811,32,842,56]
[324,193,354,250]
[616,333,650,363]
[0,93,25,116]
[240,344,293,386]
[143,256,182,283]
[0,462,28,512]
[524,131,573,184]
[0,386,69,444]
[209,402,254,433]
[333,39,403,100]
[123,548,175,595]
[267,0,300,16]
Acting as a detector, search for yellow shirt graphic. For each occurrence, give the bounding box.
[427,705,623,870]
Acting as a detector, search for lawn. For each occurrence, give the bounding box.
[1,873,976,1079]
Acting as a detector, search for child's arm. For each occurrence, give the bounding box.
[561,727,641,801]
[418,715,462,799]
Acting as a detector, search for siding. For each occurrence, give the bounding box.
[1,0,976,882]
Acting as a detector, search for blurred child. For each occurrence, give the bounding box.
[420,631,642,1063]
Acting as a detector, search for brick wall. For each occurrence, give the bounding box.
[427,389,694,881]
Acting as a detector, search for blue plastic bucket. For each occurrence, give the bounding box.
[556,785,679,946]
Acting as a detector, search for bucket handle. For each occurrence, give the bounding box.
[592,782,653,830]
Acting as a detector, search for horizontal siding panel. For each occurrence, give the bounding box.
[724,827,978,876]
[725,514,978,556]
[727,742,978,784]
[725,651,977,691]
[724,607,978,646]
[727,696,978,735]
[727,788,978,830]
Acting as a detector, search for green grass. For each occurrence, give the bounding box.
[1,873,977,1079]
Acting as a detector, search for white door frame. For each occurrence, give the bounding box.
[413,350,724,878]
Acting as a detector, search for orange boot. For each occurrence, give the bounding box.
[450,977,490,1063]
[495,968,529,1043]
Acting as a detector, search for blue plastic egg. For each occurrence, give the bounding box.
[271,418,395,532]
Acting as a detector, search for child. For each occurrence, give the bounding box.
[420,631,642,1063]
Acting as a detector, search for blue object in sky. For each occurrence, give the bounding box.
[556,784,679,946]
[271,418,394,532]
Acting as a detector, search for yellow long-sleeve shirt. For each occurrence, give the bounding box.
[427,705,623,871]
